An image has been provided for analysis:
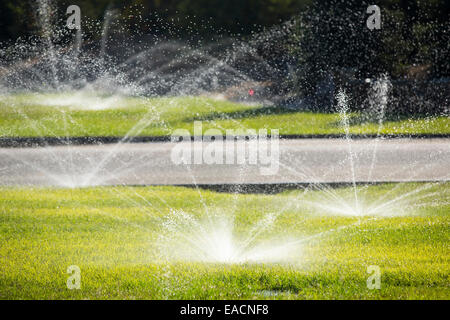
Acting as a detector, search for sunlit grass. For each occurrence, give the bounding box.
[0,93,448,137]
[0,183,448,299]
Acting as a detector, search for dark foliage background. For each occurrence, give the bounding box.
[287,0,449,114]
[0,0,448,115]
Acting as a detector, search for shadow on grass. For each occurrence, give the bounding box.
[344,112,446,127]
[182,105,301,122]
[182,102,442,126]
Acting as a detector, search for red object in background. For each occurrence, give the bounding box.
[248,89,255,96]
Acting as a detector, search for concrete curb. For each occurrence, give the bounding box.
[0,134,449,148]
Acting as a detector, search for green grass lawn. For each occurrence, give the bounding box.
[0,93,448,137]
[0,182,448,299]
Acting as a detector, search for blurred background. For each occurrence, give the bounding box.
[0,0,449,115]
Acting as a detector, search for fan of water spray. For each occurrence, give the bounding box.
[0,0,292,104]
[157,208,306,264]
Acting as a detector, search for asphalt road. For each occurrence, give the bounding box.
[0,139,448,187]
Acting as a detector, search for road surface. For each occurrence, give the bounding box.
[0,139,448,187]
